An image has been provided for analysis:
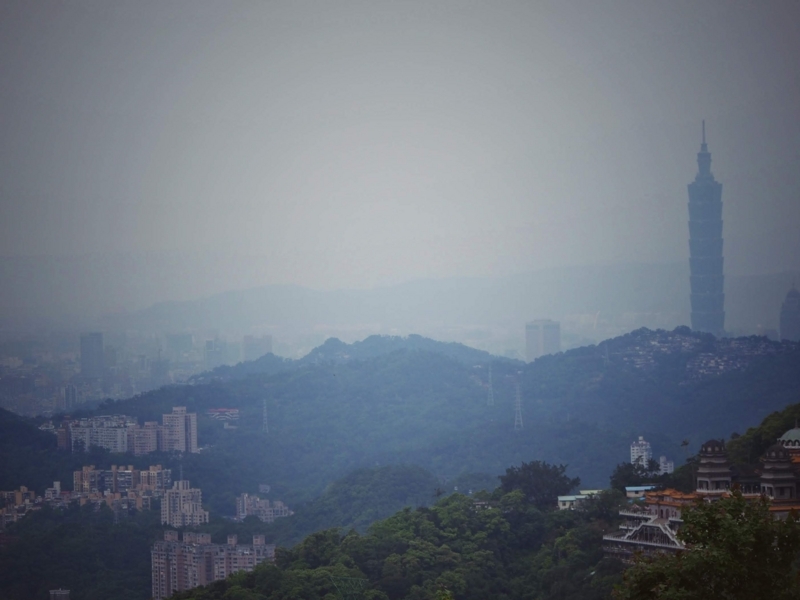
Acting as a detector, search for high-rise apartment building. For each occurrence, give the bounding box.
[139,465,172,493]
[151,531,275,600]
[162,407,198,453]
[687,123,725,336]
[659,456,675,475]
[161,480,209,528]
[525,320,561,362]
[80,333,105,379]
[130,421,162,455]
[780,287,800,342]
[630,436,653,467]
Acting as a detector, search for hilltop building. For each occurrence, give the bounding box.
[525,320,561,362]
[780,287,800,342]
[235,493,292,523]
[151,531,275,600]
[161,480,208,527]
[630,436,652,467]
[687,122,725,336]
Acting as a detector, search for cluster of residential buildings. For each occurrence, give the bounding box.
[50,406,199,455]
[603,425,800,562]
[0,464,174,528]
[235,493,292,523]
[151,531,276,600]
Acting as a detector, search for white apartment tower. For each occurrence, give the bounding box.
[630,436,653,467]
[162,407,198,453]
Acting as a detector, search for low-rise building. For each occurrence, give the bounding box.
[235,493,292,523]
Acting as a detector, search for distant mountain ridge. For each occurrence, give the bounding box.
[7,329,800,517]
[192,333,516,383]
[93,264,800,342]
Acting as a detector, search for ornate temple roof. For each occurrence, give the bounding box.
[778,427,800,446]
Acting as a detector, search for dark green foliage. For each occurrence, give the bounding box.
[261,465,442,546]
[614,490,800,599]
[727,402,800,467]
[173,482,626,600]
[0,504,162,600]
[496,461,580,510]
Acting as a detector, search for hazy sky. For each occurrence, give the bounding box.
[1,0,799,294]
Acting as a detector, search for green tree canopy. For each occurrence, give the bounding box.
[496,460,580,511]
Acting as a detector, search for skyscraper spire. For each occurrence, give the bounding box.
[687,120,725,336]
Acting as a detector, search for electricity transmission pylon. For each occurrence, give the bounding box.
[514,379,523,431]
[487,364,495,406]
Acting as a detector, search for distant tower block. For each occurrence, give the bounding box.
[487,365,495,406]
[262,399,269,434]
[525,320,561,362]
[687,120,725,336]
[514,380,523,431]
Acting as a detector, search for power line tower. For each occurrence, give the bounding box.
[262,399,269,434]
[487,364,495,406]
[514,379,523,431]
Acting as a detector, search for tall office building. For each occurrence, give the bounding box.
[525,320,561,362]
[63,384,79,410]
[780,287,800,342]
[162,407,198,453]
[160,480,209,527]
[687,122,725,336]
[80,333,105,379]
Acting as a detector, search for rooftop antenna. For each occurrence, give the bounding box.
[514,376,523,431]
[487,364,495,406]
[702,119,706,145]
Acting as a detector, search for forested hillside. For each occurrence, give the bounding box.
[22,329,800,514]
[170,476,627,600]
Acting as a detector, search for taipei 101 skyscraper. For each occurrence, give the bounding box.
[687,121,725,336]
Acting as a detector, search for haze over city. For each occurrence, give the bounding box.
[5,4,800,600]
[1,0,798,332]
